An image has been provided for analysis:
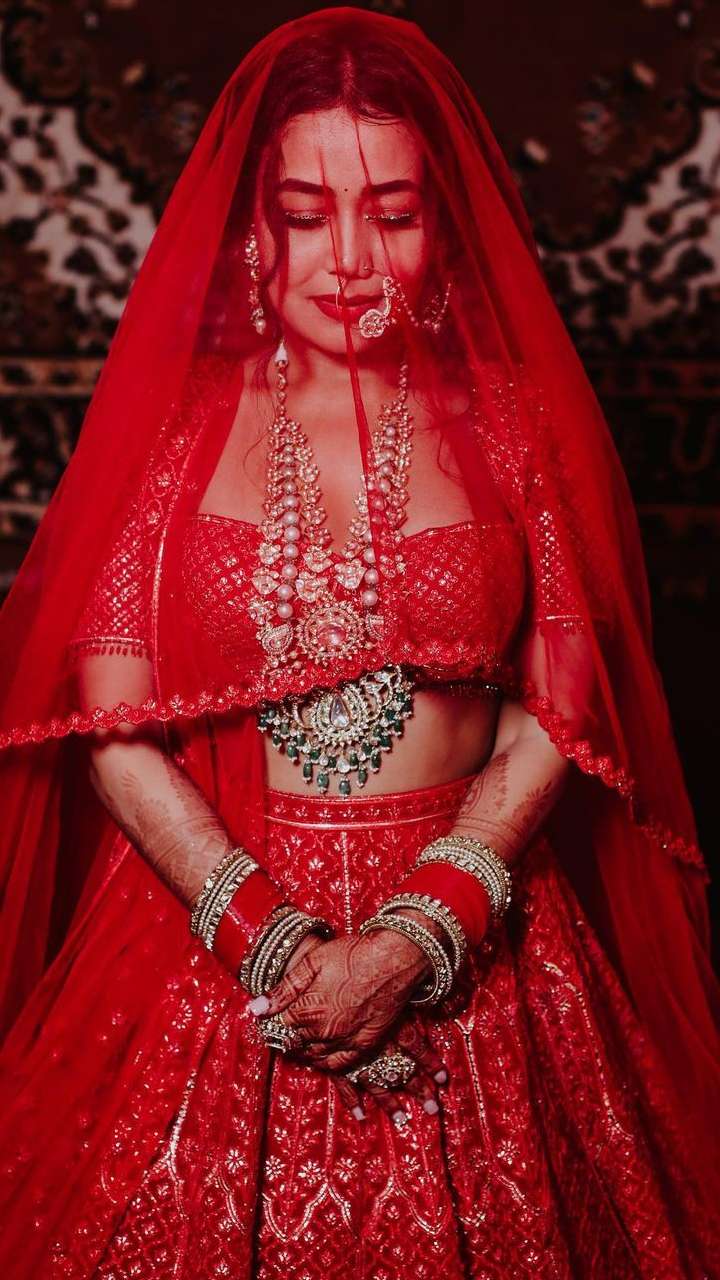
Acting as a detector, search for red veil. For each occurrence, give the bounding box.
[0,1,718,1245]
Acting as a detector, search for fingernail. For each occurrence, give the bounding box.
[392,1109,408,1128]
[434,1068,448,1084]
[248,995,270,1015]
[423,1097,439,1115]
[351,1105,366,1121]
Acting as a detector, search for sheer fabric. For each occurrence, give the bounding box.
[0,3,718,1261]
[1,776,715,1278]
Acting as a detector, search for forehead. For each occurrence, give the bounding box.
[278,108,423,188]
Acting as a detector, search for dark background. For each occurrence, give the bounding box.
[0,0,718,918]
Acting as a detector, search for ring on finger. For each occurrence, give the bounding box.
[258,1011,305,1054]
[346,1049,417,1090]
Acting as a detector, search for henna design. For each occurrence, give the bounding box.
[509,778,562,846]
[461,751,510,813]
[450,747,563,865]
[89,742,234,907]
[267,932,431,1066]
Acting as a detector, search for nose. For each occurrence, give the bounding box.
[332,208,376,283]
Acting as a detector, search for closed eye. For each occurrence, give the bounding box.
[282,211,420,229]
[367,211,419,226]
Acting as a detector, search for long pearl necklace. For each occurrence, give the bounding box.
[253,339,417,796]
[249,339,413,669]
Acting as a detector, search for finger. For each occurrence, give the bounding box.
[295,1037,342,1063]
[358,1037,440,1116]
[395,1019,449,1085]
[285,1037,342,1069]
[393,1063,440,1115]
[372,1045,438,1113]
[300,1030,384,1072]
[310,1045,361,1073]
[332,1074,367,1122]
[249,951,318,1018]
[360,1081,412,1129]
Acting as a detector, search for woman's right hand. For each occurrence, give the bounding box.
[330,1014,449,1125]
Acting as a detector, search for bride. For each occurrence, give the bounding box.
[0,8,718,1277]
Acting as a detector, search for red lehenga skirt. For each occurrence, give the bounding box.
[0,772,715,1279]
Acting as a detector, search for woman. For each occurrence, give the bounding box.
[0,7,718,1277]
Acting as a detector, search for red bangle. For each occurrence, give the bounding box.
[400,862,491,948]
[212,871,286,976]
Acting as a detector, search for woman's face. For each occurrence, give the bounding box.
[254,106,435,358]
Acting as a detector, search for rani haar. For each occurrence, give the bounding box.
[253,339,416,795]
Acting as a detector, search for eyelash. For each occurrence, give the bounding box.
[282,211,419,229]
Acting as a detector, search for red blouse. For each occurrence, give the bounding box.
[180,512,527,693]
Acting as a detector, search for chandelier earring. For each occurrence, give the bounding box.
[244,224,266,335]
[359,274,453,340]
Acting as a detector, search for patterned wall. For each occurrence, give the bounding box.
[0,0,718,866]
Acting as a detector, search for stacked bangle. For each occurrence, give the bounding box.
[359,910,454,1005]
[190,847,261,951]
[397,861,491,948]
[375,892,467,973]
[189,847,315,994]
[240,904,334,997]
[416,835,512,921]
[212,871,286,977]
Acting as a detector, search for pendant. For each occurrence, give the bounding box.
[365,612,385,643]
[258,542,280,566]
[257,664,415,795]
[294,596,368,663]
[252,570,279,596]
[249,347,414,676]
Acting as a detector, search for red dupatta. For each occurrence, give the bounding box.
[0,4,717,1221]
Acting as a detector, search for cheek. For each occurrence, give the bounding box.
[387,230,431,284]
[285,233,326,285]
[264,232,326,300]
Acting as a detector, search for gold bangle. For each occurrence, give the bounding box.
[416,836,512,921]
[377,893,467,972]
[189,847,258,942]
[240,905,333,996]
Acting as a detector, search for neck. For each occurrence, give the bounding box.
[273,330,407,403]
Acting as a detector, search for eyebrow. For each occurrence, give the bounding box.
[275,179,422,197]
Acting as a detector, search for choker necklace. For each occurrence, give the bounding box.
[253,339,416,795]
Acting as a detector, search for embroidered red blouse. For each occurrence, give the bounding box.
[179,512,527,694]
[70,504,528,703]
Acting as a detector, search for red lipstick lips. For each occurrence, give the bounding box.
[312,293,382,322]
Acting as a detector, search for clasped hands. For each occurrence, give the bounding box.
[247,918,449,1124]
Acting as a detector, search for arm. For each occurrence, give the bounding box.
[69,493,323,991]
[448,695,568,862]
[75,654,318,977]
[87,721,237,910]
[390,697,569,949]
[78,654,232,909]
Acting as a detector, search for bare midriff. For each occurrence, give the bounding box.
[262,684,501,795]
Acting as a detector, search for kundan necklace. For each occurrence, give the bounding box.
[253,338,416,795]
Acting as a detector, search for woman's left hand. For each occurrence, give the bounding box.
[249,929,432,1071]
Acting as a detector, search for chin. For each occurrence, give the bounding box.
[280,314,382,358]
